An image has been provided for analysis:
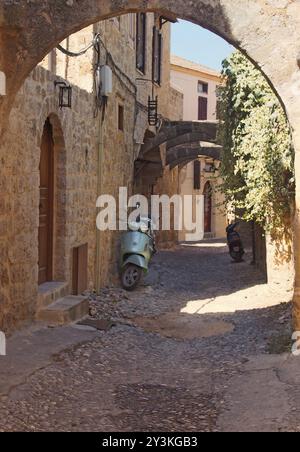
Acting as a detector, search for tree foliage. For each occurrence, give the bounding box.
[218,51,294,234]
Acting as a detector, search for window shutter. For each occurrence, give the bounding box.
[158,32,163,84]
[136,13,146,73]
[198,96,208,120]
[152,27,162,85]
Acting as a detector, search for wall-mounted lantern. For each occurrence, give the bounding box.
[204,160,221,173]
[136,77,160,127]
[0,71,6,96]
[54,81,72,109]
[159,15,178,30]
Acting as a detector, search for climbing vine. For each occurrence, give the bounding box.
[218,51,294,235]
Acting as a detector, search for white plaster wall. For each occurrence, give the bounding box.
[170,70,218,121]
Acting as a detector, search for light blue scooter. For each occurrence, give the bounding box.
[120,218,156,291]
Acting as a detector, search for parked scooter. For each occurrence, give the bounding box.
[226,222,245,263]
[120,217,156,291]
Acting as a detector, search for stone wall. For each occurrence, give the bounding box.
[153,164,180,249]
[237,219,293,290]
[168,86,184,122]
[0,65,99,331]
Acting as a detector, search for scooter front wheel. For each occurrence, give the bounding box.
[121,264,143,291]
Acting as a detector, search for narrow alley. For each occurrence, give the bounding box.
[0,242,298,433]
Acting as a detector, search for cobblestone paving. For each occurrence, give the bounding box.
[0,242,296,432]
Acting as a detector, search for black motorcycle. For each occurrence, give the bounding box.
[226,222,245,263]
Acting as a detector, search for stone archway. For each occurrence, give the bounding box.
[167,144,222,169]
[140,120,222,170]
[1,1,300,130]
[0,0,300,327]
[140,121,218,157]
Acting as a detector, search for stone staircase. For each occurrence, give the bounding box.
[36,282,89,326]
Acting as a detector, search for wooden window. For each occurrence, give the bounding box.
[136,13,146,73]
[152,27,163,85]
[194,160,201,190]
[118,104,124,132]
[198,81,208,94]
[198,96,208,120]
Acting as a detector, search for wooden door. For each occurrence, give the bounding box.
[198,96,208,120]
[204,182,212,233]
[38,120,54,285]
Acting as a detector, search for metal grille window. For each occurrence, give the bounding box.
[152,27,163,85]
[136,13,146,73]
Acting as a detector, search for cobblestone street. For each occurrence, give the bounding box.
[0,242,299,432]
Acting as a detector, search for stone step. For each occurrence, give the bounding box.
[204,233,216,240]
[37,282,69,310]
[36,295,89,326]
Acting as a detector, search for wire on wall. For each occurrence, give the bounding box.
[56,32,162,126]
[57,33,138,115]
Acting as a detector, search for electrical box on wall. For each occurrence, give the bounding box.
[100,65,113,96]
[0,71,6,96]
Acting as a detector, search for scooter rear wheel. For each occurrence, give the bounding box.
[121,264,143,291]
[230,250,244,263]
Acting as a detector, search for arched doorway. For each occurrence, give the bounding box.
[38,114,67,286]
[38,119,54,285]
[203,181,212,234]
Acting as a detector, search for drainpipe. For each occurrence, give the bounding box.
[95,113,104,294]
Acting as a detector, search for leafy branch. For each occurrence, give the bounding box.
[218,51,294,236]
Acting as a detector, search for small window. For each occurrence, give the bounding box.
[118,104,124,132]
[194,160,201,190]
[205,162,215,173]
[198,81,208,94]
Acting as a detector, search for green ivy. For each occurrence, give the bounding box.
[218,51,294,234]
